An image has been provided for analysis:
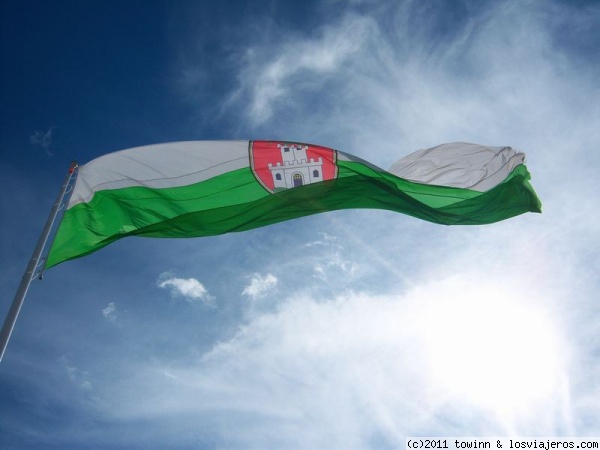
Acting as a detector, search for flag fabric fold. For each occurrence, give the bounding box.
[45,140,541,268]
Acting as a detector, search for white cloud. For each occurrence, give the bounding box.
[223,0,600,175]
[93,261,576,447]
[58,356,93,391]
[157,273,214,304]
[30,126,55,156]
[313,252,359,281]
[232,13,374,125]
[242,273,278,300]
[304,231,339,247]
[304,232,359,281]
[102,302,117,323]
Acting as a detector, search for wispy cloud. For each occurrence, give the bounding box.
[30,126,55,156]
[240,14,372,125]
[58,356,93,391]
[157,272,214,305]
[304,232,359,281]
[220,0,600,168]
[242,273,278,300]
[102,302,118,323]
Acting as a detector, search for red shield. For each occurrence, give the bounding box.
[250,141,338,193]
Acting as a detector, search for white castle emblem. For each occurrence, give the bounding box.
[268,144,324,189]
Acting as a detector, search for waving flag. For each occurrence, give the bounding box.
[45,140,541,268]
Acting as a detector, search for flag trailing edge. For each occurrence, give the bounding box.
[45,140,541,268]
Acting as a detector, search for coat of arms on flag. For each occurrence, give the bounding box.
[249,141,339,193]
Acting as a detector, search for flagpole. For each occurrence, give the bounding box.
[0,161,78,363]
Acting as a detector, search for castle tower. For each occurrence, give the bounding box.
[280,143,308,164]
[268,144,324,190]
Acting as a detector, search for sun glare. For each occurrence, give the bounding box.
[417,279,565,419]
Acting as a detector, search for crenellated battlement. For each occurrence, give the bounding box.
[268,157,323,169]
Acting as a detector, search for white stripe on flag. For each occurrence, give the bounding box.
[389,142,525,192]
[69,141,250,207]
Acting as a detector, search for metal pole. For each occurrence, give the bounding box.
[0,161,78,363]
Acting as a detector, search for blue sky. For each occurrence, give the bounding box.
[1,0,599,448]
